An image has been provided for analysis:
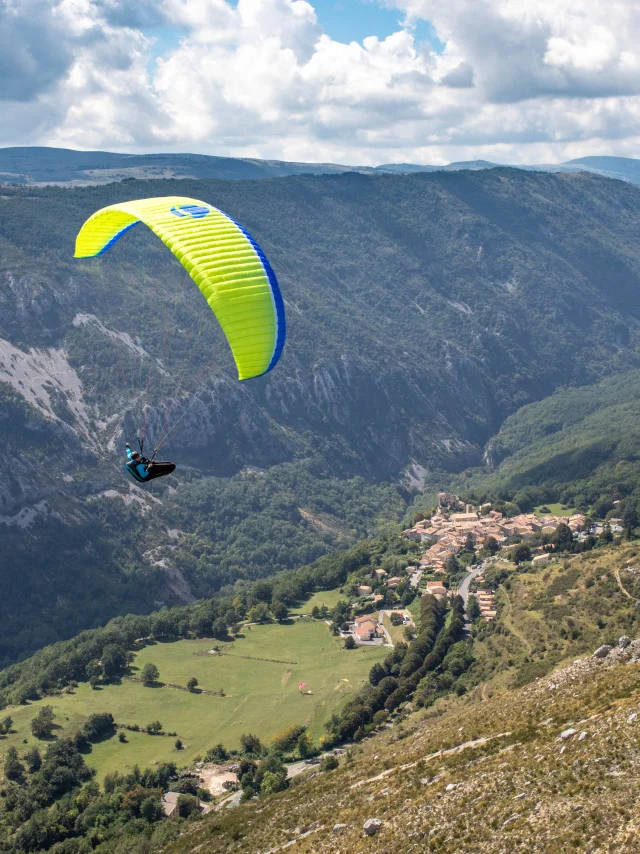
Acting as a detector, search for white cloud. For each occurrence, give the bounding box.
[2,0,640,164]
[390,0,640,101]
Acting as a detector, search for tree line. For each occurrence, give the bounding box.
[324,594,468,743]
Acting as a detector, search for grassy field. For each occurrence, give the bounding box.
[290,588,345,614]
[407,596,422,623]
[534,503,576,517]
[0,620,385,780]
[381,612,410,645]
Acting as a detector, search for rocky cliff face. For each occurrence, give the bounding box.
[5,169,640,495]
[0,267,496,513]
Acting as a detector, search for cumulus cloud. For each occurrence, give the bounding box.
[440,62,474,89]
[390,0,640,101]
[2,0,640,164]
[0,0,165,149]
[0,0,75,101]
[94,0,168,29]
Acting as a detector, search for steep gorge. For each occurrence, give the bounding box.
[3,168,640,660]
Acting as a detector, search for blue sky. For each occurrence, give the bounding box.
[311,0,443,49]
[144,0,444,68]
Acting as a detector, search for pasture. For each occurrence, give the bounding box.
[0,619,385,779]
[534,503,576,518]
[289,588,345,614]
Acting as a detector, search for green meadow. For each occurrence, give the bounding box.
[381,613,408,645]
[0,620,385,779]
[289,588,345,614]
[534,503,576,517]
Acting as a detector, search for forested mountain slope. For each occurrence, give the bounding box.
[5,169,640,485]
[4,168,640,661]
[433,369,640,513]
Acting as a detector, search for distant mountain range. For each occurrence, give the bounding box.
[1,146,640,186]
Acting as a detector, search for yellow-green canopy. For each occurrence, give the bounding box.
[74,196,285,380]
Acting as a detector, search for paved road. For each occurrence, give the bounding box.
[287,748,347,779]
[409,569,423,589]
[287,759,315,779]
[457,559,493,609]
[377,609,394,646]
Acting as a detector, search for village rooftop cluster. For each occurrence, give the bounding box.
[469,574,497,621]
[403,493,587,574]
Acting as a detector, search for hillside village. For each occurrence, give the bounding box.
[403,492,587,574]
[313,491,622,644]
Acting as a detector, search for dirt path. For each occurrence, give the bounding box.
[500,588,534,656]
[349,731,512,789]
[614,567,640,602]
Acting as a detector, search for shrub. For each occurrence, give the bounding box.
[140,796,163,822]
[240,733,263,756]
[272,725,306,754]
[177,794,199,818]
[205,744,229,763]
[31,705,55,740]
[82,713,116,743]
[321,754,339,772]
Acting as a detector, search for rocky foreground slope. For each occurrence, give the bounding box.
[166,638,640,854]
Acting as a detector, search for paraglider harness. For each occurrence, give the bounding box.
[126,439,176,483]
[135,437,154,468]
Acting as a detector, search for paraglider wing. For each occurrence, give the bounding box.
[297,682,308,690]
[74,196,285,380]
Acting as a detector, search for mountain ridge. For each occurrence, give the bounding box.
[3,146,640,186]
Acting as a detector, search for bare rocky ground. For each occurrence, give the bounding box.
[198,766,239,798]
[164,638,640,854]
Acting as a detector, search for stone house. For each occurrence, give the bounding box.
[162,792,200,819]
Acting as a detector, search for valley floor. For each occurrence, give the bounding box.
[0,620,386,779]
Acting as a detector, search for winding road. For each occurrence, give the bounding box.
[457,558,496,632]
[457,559,492,608]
